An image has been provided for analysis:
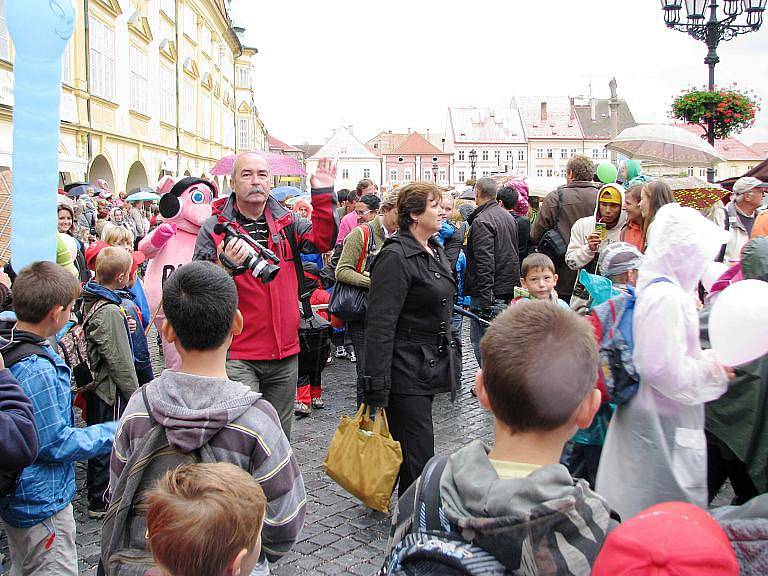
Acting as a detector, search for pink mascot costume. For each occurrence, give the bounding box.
[139,177,216,370]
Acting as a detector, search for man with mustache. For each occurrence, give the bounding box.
[194,153,338,439]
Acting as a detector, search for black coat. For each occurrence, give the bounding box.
[363,231,459,407]
[464,201,520,308]
[513,213,531,261]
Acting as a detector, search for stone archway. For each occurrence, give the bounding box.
[88,154,115,194]
[126,160,149,193]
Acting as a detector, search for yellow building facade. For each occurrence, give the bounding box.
[0,0,267,195]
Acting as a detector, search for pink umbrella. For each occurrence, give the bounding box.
[211,151,306,177]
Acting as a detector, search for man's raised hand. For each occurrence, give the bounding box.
[310,158,337,189]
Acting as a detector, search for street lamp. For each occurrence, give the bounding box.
[660,0,767,181]
[432,161,439,183]
[468,149,477,181]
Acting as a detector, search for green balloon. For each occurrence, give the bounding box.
[597,162,618,184]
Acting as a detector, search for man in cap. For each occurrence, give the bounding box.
[565,183,627,312]
[720,176,767,262]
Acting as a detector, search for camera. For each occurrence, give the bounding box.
[214,220,281,284]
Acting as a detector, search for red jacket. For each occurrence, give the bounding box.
[193,189,338,360]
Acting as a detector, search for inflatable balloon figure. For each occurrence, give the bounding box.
[5,0,75,269]
[139,177,216,370]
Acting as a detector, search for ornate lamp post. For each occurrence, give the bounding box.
[432,161,439,183]
[468,149,477,181]
[660,0,767,181]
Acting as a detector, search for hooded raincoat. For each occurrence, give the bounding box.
[565,186,627,312]
[596,204,730,519]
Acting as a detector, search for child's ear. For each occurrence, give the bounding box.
[161,318,177,344]
[228,548,248,576]
[519,277,528,288]
[553,273,559,284]
[475,370,492,412]
[574,389,601,430]
[231,309,244,337]
[48,305,66,325]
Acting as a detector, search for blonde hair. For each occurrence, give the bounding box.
[146,463,267,576]
[103,226,134,247]
[95,246,132,286]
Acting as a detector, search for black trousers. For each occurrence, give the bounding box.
[387,393,434,497]
[347,321,366,407]
[707,431,758,505]
[85,391,126,507]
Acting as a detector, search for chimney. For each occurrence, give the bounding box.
[591,98,597,121]
[540,101,548,122]
[347,125,354,135]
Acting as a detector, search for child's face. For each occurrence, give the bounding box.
[521,267,558,300]
[116,240,133,252]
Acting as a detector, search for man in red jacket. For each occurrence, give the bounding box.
[194,153,338,438]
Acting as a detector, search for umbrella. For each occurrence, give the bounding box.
[211,151,306,177]
[64,183,98,198]
[519,176,566,198]
[271,186,304,202]
[658,176,729,210]
[607,124,726,167]
[458,188,475,200]
[125,188,160,202]
[285,193,311,207]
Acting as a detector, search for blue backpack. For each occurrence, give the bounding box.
[588,280,670,405]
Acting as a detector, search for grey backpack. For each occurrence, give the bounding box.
[100,386,217,576]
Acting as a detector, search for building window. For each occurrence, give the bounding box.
[183,3,196,39]
[404,169,412,182]
[0,0,8,61]
[536,169,544,177]
[546,148,553,159]
[160,0,175,17]
[458,150,465,161]
[201,26,211,54]
[238,117,249,149]
[160,65,175,123]
[224,110,235,149]
[536,148,544,159]
[363,168,371,179]
[129,45,149,114]
[342,168,349,179]
[89,17,115,101]
[591,148,600,159]
[494,150,501,162]
[560,148,568,159]
[439,169,446,183]
[546,169,553,177]
[518,150,525,161]
[482,170,489,177]
[389,169,397,182]
[687,167,695,177]
[458,170,465,182]
[237,66,250,89]
[212,99,221,143]
[424,169,431,180]
[182,78,195,132]
[506,150,513,161]
[200,91,210,140]
[61,41,72,85]
[482,150,489,161]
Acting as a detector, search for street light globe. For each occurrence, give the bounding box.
[685,0,709,20]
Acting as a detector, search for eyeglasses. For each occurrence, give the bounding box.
[355,209,372,216]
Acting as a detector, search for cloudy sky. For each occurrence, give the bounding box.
[230,0,768,147]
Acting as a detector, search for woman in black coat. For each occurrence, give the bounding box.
[363,182,460,495]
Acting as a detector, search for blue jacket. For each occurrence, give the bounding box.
[455,250,470,307]
[117,289,151,368]
[0,344,116,528]
[0,368,38,471]
[129,278,151,330]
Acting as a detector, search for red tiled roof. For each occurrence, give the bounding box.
[391,132,445,156]
[674,123,763,162]
[749,142,768,159]
[267,134,302,153]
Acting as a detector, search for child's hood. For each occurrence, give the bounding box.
[82,280,122,305]
[143,369,261,452]
[439,440,615,572]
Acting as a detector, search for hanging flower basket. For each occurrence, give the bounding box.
[671,85,760,140]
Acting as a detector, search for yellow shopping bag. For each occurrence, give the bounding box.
[323,404,403,513]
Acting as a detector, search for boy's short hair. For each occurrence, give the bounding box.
[12,261,81,323]
[162,261,238,351]
[103,226,134,247]
[480,300,597,432]
[497,186,519,211]
[521,253,556,278]
[146,463,267,576]
[95,247,132,286]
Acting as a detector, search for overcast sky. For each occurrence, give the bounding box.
[230,0,768,147]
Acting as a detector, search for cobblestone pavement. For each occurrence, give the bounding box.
[1,324,733,575]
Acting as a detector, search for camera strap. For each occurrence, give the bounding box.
[284,223,314,321]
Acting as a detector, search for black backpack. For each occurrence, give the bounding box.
[100,386,217,576]
[0,336,56,497]
[378,456,509,576]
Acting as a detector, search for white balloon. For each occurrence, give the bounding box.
[701,261,729,293]
[709,279,768,366]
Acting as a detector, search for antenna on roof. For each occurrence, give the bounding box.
[588,80,592,99]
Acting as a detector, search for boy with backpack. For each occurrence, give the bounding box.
[82,246,140,519]
[514,253,571,309]
[0,261,117,576]
[102,261,306,576]
[382,300,616,576]
[145,463,267,576]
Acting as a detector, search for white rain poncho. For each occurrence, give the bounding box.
[596,203,730,519]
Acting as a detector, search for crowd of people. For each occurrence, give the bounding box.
[0,151,767,575]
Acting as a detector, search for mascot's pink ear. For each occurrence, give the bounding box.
[156,176,176,195]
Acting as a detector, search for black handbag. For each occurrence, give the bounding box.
[285,226,332,375]
[536,188,567,260]
[328,223,375,322]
